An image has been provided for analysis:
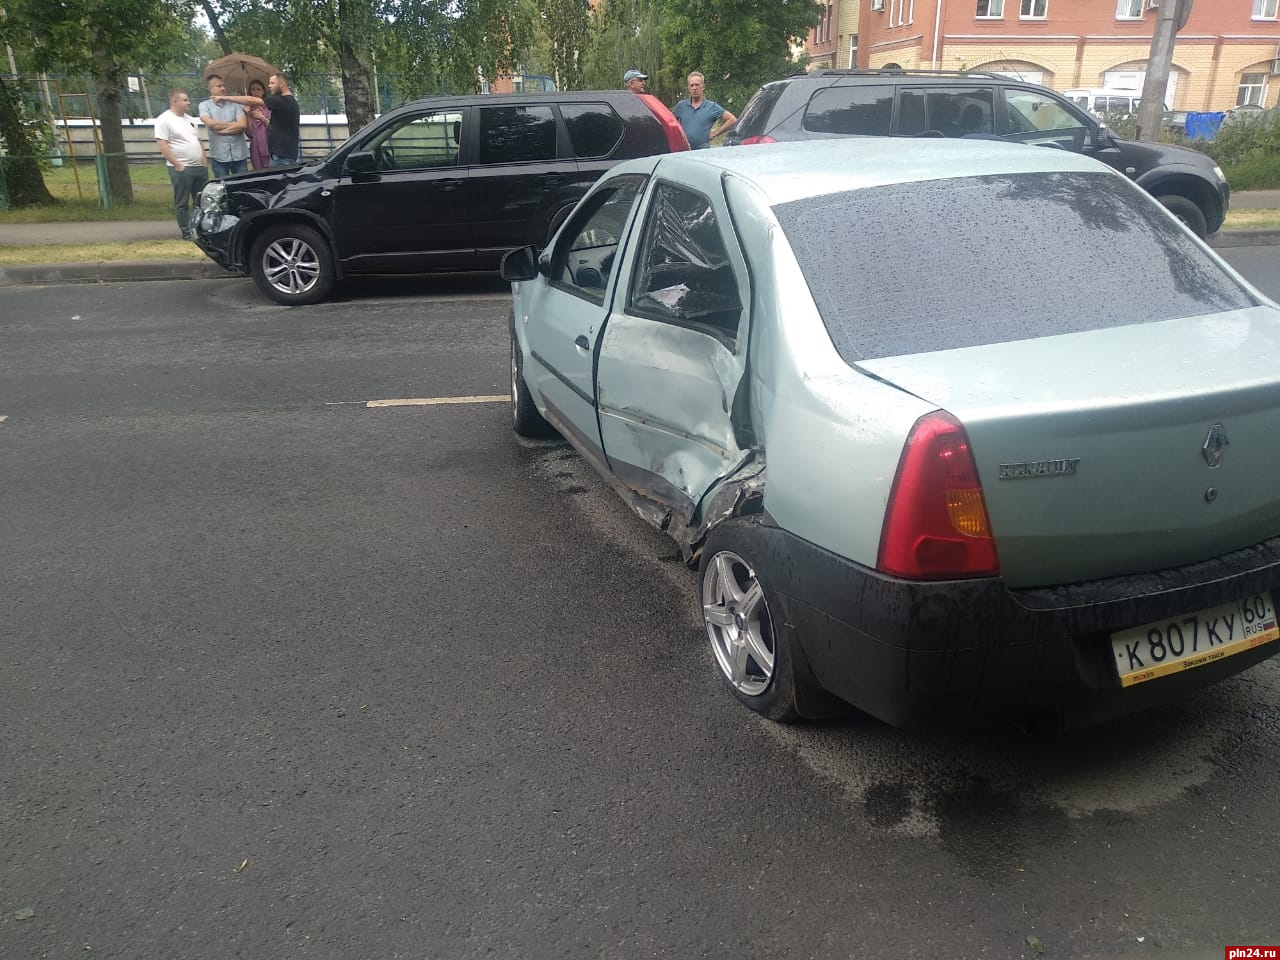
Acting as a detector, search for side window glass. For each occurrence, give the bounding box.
[627,183,742,340]
[367,111,462,171]
[897,89,925,135]
[478,106,557,164]
[925,88,994,136]
[561,103,624,158]
[803,84,894,135]
[1003,91,1090,150]
[550,176,647,302]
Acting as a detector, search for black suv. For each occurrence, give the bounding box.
[728,70,1229,238]
[193,92,689,304]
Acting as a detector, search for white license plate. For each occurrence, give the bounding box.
[1111,592,1280,688]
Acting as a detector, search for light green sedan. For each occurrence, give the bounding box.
[501,137,1280,731]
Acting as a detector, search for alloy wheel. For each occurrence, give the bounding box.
[702,550,775,696]
[261,236,321,296]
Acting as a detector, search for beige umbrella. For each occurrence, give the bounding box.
[203,53,279,95]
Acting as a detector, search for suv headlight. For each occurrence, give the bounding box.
[1212,165,1227,183]
[199,182,227,213]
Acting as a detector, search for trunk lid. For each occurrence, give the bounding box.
[858,307,1280,588]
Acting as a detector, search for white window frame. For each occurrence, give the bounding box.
[976,0,1005,17]
[1254,0,1279,18]
[1020,0,1048,18]
[1238,73,1268,106]
[1116,0,1143,19]
[871,0,885,11]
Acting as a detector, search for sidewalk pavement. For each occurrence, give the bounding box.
[2,190,1278,286]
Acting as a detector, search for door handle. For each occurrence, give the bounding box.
[574,335,590,351]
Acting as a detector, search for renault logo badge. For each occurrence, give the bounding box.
[1202,423,1229,468]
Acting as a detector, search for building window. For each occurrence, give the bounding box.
[977,0,1005,17]
[888,0,915,25]
[871,0,884,11]
[1116,0,1143,18]
[1254,0,1278,18]
[1020,0,1048,17]
[1238,73,1268,106]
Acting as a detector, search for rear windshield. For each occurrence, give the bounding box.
[735,83,787,138]
[775,172,1256,362]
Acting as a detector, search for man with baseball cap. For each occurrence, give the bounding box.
[623,69,648,93]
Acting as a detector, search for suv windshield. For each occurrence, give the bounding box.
[775,172,1256,362]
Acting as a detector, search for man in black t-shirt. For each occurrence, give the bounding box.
[221,72,300,166]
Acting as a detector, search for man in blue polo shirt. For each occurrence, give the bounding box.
[672,71,737,149]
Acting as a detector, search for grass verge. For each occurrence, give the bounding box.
[0,240,207,265]
[0,163,175,223]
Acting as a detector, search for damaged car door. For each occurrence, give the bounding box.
[594,179,753,527]
[517,172,653,455]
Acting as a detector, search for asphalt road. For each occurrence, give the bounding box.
[2,252,1279,960]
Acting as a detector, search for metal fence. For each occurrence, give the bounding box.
[7,71,557,123]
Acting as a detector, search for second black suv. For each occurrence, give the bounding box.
[193,92,689,304]
[728,70,1229,238]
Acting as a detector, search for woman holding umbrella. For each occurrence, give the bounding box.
[245,79,272,170]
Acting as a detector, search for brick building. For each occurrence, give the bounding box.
[803,0,1280,111]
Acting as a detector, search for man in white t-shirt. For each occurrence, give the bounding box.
[154,89,207,240]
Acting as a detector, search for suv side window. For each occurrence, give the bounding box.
[550,175,647,303]
[560,103,624,158]
[1001,89,1091,151]
[478,106,557,164]
[925,88,996,136]
[366,111,462,171]
[627,183,742,341]
[803,83,894,135]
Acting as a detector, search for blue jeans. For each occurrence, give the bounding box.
[210,157,248,178]
[269,154,296,167]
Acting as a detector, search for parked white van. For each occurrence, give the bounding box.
[1063,88,1148,118]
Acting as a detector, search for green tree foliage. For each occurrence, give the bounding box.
[538,0,590,91]
[582,0,665,98]
[5,0,195,203]
[650,0,819,110]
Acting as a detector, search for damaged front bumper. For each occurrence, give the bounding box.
[191,207,244,275]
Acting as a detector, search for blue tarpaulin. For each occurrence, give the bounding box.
[1185,112,1226,141]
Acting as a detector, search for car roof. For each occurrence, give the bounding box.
[617,138,1115,206]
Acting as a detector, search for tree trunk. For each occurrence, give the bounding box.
[90,44,134,204]
[0,76,58,207]
[337,0,377,135]
[201,0,234,55]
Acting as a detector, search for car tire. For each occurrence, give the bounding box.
[249,223,335,305]
[510,317,556,438]
[698,519,799,721]
[1157,194,1208,238]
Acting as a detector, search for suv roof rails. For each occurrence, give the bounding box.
[813,68,1010,81]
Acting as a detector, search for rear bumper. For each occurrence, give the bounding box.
[758,523,1280,730]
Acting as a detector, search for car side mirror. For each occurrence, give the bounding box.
[500,245,540,282]
[345,150,376,174]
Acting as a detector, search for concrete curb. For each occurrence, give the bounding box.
[1207,228,1280,248]
[0,259,232,286]
[0,228,1276,287]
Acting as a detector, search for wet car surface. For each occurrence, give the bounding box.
[504,137,1280,730]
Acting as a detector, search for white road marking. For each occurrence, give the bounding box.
[0,415,7,422]
[366,396,508,408]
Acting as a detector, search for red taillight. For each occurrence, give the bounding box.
[638,94,691,152]
[741,135,777,145]
[877,411,1000,580]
